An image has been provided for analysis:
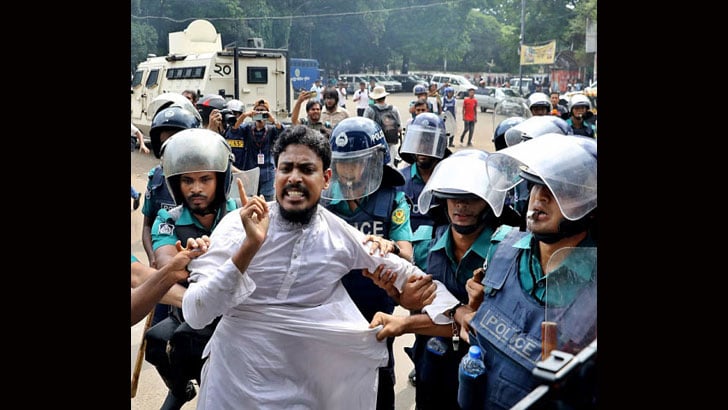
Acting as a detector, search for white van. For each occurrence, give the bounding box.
[429,73,477,98]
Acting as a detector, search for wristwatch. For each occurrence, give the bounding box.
[391,241,401,255]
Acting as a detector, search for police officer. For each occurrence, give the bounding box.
[566,94,597,138]
[398,149,508,410]
[527,92,552,116]
[146,128,239,410]
[396,112,451,270]
[142,105,201,270]
[463,133,597,409]
[321,116,414,410]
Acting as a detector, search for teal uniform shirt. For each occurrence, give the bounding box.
[403,165,433,270]
[485,228,597,305]
[429,225,495,287]
[151,199,238,251]
[131,254,140,264]
[327,191,413,243]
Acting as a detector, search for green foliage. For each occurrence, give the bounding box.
[130,0,597,76]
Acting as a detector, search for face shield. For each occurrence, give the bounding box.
[504,115,571,147]
[400,123,447,159]
[229,167,260,200]
[485,134,597,220]
[147,93,203,124]
[418,154,507,216]
[321,145,385,201]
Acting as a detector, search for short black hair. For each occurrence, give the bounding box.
[272,125,331,170]
[305,100,322,112]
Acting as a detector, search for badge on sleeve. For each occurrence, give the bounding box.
[158,222,175,235]
[392,208,405,225]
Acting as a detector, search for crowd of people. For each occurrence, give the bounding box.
[130,82,598,409]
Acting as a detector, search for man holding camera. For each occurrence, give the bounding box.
[224,98,285,201]
[291,90,333,139]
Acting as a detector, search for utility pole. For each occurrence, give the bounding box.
[518,0,525,96]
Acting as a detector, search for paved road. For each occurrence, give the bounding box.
[130,92,498,409]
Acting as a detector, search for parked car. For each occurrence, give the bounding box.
[339,74,371,94]
[369,74,401,93]
[508,77,534,97]
[390,74,428,93]
[474,87,527,113]
[430,73,477,98]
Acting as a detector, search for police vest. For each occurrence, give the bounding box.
[401,167,433,234]
[325,187,397,321]
[146,165,176,217]
[469,225,543,409]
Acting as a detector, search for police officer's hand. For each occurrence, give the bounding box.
[164,236,210,281]
[237,177,269,247]
[399,274,436,311]
[458,309,477,345]
[363,264,400,301]
[369,312,406,341]
[465,268,485,311]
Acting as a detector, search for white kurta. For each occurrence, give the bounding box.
[183,203,458,409]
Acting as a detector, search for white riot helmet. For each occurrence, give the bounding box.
[568,94,592,112]
[528,92,552,112]
[504,115,572,147]
[485,133,597,221]
[418,149,507,218]
[147,92,203,124]
[225,99,245,114]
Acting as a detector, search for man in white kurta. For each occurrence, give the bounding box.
[182,125,458,409]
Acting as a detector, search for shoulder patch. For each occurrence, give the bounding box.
[392,208,406,225]
[158,222,175,236]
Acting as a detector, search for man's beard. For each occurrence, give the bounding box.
[277,183,318,224]
[279,203,317,224]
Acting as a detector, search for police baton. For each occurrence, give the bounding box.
[131,310,154,398]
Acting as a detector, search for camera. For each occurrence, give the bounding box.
[252,112,270,121]
[220,109,239,127]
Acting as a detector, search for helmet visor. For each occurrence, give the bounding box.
[321,145,384,200]
[418,154,507,217]
[400,123,446,158]
[485,134,597,220]
[229,167,260,200]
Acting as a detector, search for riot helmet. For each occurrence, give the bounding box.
[150,106,201,158]
[413,84,427,96]
[399,112,448,165]
[321,117,404,201]
[528,92,552,115]
[485,133,597,221]
[504,115,572,147]
[225,99,245,115]
[196,94,226,125]
[493,116,525,151]
[418,149,506,217]
[443,86,454,95]
[161,128,234,208]
[147,92,202,124]
[568,94,592,113]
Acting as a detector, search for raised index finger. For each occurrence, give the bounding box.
[236,177,248,206]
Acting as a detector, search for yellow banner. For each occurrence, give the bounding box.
[520,41,556,65]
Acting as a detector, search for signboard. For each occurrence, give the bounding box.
[519,40,556,65]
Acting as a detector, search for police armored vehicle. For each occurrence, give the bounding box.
[131,19,292,136]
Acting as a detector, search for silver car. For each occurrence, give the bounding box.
[474,87,527,113]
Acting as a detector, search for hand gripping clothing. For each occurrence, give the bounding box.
[182,203,459,409]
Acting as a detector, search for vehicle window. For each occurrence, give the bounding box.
[145,69,159,88]
[451,79,460,85]
[132,70,144,88]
